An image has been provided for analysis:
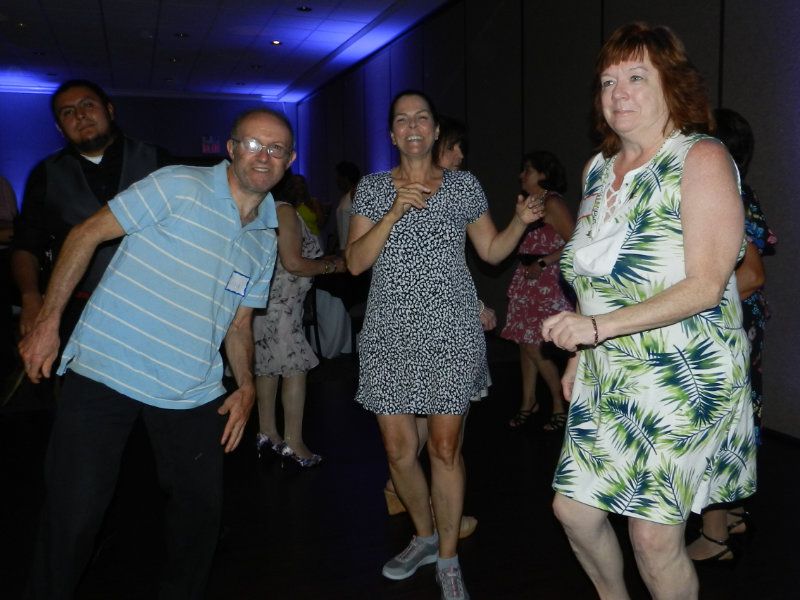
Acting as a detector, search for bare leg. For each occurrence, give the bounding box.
[428,414,466,558]
[255,375,282,443]
[378,414,435,536]
[553,494,630,600]
[281,372,316,459]
[509,344,539,428]
[386,416,427,493]
[686,508,733,560]
[530,344,565,415]
[629,517,698,600]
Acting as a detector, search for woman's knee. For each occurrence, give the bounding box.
[628,519,682,560]
[427,436,461,467]
[552,494,604,532]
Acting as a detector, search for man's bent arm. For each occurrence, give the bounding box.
[219,306,256,453]
[19,205,124,382]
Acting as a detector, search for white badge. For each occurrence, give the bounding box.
[226,271,250,296]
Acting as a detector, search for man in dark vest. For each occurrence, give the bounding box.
[12,79,169,343]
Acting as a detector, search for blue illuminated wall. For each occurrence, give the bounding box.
[0,93,63,207]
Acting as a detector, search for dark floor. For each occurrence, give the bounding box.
[1,336,796,599]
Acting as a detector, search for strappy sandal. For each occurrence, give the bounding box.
[691,531,737,566]
[727,508,751,535]
[543,412,567,432]
[508,403,538,429]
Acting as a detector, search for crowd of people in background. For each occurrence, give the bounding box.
[0,19,774,600]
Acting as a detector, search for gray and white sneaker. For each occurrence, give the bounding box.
[436,565,470,600]
[381,535,438,580]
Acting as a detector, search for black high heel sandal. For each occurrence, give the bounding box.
[508,403,539,429]
[727,508,752,535]
[691,531,738,567]
[543,412,567,432]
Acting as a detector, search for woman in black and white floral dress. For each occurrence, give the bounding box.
[345,90,543,598]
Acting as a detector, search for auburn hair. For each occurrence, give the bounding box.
[593,23,714,157]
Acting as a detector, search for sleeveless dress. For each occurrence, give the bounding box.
[253,201,322,377]
[501,193,574,345]
[552,132,757,524]
[351,169,489,415]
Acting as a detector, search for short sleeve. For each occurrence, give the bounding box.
[108,166,175,234]
[460,171,489,223]
[351,173,389,223]
[242,261,275,308]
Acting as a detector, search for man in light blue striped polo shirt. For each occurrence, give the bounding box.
[20,108,295,599]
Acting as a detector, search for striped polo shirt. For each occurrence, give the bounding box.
[57,161,278,409]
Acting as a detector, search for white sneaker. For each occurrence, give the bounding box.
[436,564,470,600]
[381,535,438,580]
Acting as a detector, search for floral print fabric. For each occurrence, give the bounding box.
[553,133,757,524]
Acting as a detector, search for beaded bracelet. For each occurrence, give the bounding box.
[590,315,598,347]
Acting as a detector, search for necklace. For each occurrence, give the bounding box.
[588,130,678,237]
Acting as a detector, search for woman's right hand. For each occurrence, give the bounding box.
[389,182,430,221]
[562,354,578,403]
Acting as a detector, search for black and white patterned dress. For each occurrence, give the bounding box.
[352,169,489,415]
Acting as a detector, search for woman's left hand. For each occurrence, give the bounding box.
[479,305,497,331]
[524,262,543,280]
[514,193,545,225]
[542,311,598,352]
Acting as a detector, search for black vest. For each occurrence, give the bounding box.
[43,137,160,293]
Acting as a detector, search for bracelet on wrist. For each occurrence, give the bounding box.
[590,315,599,347]
[477,299,485,315]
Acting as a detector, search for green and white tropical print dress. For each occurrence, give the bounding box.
[553,131,757,525]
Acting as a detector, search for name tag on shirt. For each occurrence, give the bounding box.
[226,271,250,296]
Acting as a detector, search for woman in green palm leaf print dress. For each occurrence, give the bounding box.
[541,23,756,599]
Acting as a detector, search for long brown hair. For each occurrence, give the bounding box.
[593,23,714,157]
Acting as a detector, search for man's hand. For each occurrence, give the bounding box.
[19,317,60,383]
[19,292,44,336]
[218,384,255,453]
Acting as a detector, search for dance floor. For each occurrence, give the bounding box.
[1,337,795,599]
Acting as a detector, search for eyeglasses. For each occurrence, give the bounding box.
[232,137,290,159]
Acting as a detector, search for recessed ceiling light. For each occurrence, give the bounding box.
[297,5,312,11]
[170,57,180,63]
[174,32,189,38]
[271,40,281,46]
[16,21,26,29]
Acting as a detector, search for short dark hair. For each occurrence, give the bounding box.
[388,89,439,130]
[593,23,713,157]
[521,151,567,193]
[335,161,361,186]
[713,108,754,179]
[51,79,112,120]
[433,115,468,166]
[231,108,295,150]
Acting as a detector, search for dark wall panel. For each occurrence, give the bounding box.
[463,0,524,318]
[523,0,600,205]
[723,0,800,436]
[422,2,467,119]
[363,49,394,174]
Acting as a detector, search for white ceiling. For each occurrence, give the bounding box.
[0,0,448,101]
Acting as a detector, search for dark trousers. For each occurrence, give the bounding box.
[31,372,226,600]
